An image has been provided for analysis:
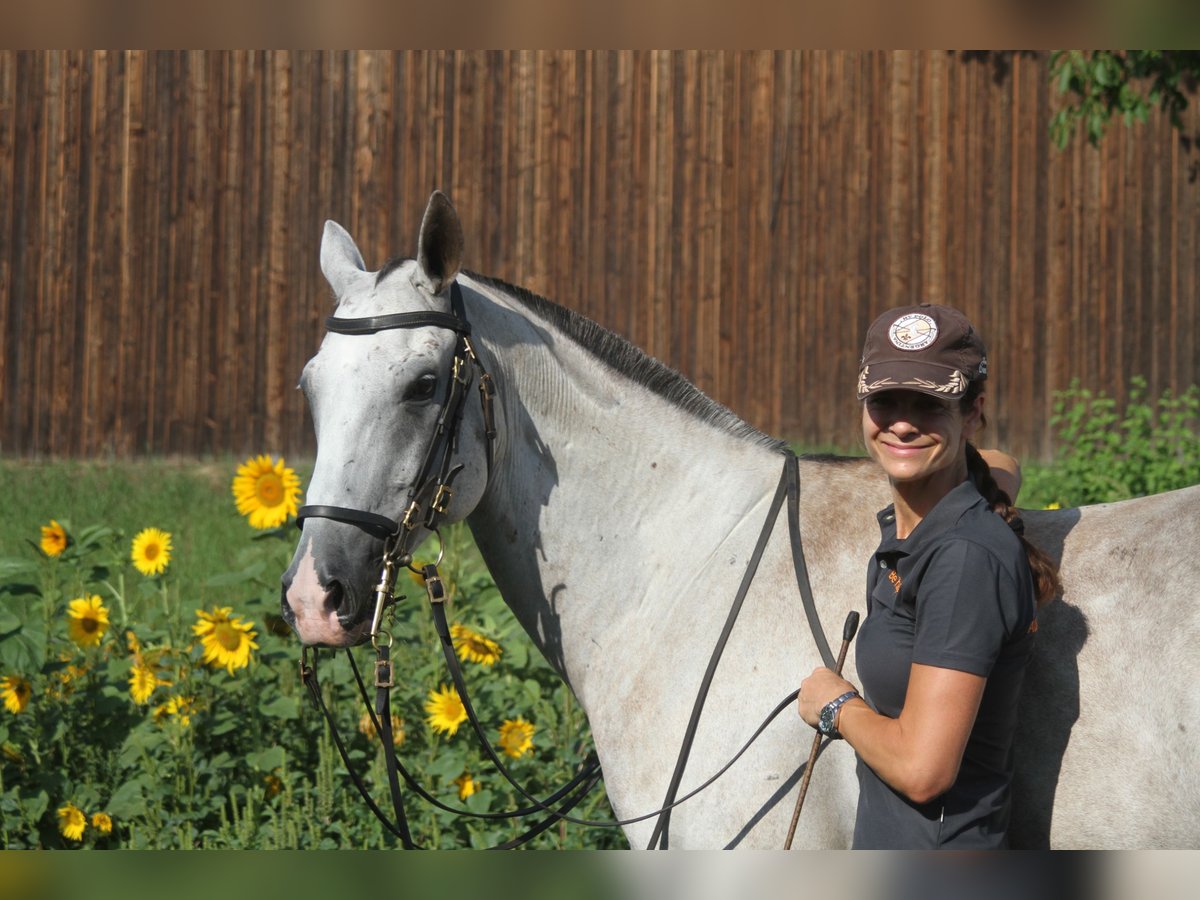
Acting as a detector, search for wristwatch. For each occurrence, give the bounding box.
[817,690,860,738]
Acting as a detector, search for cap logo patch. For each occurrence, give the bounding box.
[888,313,937,351]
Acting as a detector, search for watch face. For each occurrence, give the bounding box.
[818,709,834,734]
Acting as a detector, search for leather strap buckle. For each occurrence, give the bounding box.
[400,500,421,531]
[374,657,394,689]
[431,483,453,514]
[423,565,446,605]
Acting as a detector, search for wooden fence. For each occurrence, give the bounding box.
[2,50,1198,461]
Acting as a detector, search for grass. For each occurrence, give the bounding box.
[0,457,299,592]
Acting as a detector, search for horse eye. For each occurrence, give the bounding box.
[404,373,438,403]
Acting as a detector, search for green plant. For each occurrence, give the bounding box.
[1040,376,1200,507]
[1049,50,1200,149]
[0,458,622,849]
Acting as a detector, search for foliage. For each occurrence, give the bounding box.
[1031,376,1200,508]
[0,460,622,849]
[1048,50,1200,149]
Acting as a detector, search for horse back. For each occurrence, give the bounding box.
[1012,484,1200,848]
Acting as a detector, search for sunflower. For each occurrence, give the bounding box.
[40,519,68,557]
[358,710,406,747]
[450,623,502,666]
[425,684,468,737]
[263,773,283,798]
[128,661,166,705]
[232,454,302,529]
[66,595,110,648]
[497,717,536,759]
[91,812,113,835]
[52,662,89,700]
[130,527,172,576]
[153,695,195,728]
[1,676,32,714]
[57,803,87,842]
[193,607,259,675]
[454,771,478,802]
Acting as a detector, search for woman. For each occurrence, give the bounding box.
[798,303,1060,849]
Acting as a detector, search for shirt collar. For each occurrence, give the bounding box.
[875,479,986,557]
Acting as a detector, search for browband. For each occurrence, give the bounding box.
[325,283,470,336]
[325,310,469,336]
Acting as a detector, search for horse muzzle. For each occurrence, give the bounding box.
[280,542,373,647]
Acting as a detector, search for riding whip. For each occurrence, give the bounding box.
[784,609,860,850]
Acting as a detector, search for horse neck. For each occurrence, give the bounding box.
[462,279,787,686]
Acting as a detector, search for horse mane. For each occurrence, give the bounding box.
[464,270,786,452]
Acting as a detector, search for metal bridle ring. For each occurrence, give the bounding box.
[407,528,445,572]
[372,630,394,650]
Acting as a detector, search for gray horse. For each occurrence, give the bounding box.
[282,191,1200,848]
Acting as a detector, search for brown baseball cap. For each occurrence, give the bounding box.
[856,304,987,401]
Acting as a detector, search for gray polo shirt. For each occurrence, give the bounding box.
[852,479,1037,849]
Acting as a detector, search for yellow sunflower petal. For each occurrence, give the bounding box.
[1,676,33,714]
[193,607,258,675]
[66,595,111,648]
[57,804,87,842]
[130,528,172,577]
[231,454,302,529]
[450,623,502,666]
[454,771,478,801]
[497,717,536,759]
[128,662,164,705]
[40,519,68,557]
[424,685,467,736]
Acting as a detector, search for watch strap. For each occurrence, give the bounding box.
[819,690,860,737]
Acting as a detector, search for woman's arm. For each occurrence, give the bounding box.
[798,663,985,804]
[978,448,1022,504]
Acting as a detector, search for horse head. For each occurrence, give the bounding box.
[281,191,493,646]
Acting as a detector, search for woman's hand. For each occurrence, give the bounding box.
[797,666,858,729]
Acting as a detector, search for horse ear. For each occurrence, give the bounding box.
[416,190,464,295]
[320,220,367,299]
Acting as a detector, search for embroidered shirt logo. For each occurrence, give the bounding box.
[888,569,902,594]
[888,313,938,351]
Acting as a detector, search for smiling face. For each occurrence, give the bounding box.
[862,389,983,500]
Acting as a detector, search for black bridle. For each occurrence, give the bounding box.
[293,278,836,849]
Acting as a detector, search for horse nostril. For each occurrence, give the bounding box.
[279,583,296,625]
[324,580,345,617]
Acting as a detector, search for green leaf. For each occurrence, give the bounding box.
[257,696,299,720]
[107,777,149,818]
[118,727,167,767]
[0,619,46,672]
[1056,57,1074,93]
[246,745,287,771]
[0,608,21,636]
[205,561,267,587]
[21,789,49,823]
[427,750,470,780]
[0,558,39,580]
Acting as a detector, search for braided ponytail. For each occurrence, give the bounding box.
[965,441,1061,608]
